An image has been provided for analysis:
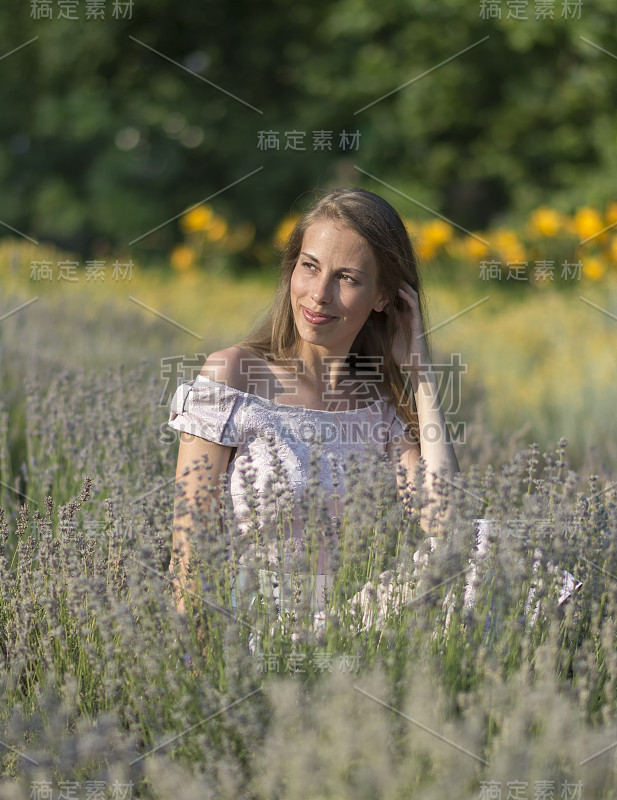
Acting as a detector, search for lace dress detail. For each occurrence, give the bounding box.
[168,374,413,559]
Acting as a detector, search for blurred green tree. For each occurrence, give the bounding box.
[0,0,614,265]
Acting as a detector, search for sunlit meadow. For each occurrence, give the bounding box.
[1,224,617,798]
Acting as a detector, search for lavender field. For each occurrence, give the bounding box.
[1,248,617,799]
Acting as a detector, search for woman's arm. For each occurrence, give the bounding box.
[386,281,459,534]
[170,347,246,616]
[171,435,233,616]
[403,353,460,484]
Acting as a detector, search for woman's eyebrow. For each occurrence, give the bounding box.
[300,252,366,276]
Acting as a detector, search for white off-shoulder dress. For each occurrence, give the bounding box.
[168,375,582,637]
[168,374,413,550]
[168,374,415,622]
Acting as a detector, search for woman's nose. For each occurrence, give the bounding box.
[312,276,333,304]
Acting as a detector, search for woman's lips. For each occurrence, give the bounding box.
[302,306,336,325]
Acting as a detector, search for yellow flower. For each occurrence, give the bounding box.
[421,219,453,248]
[493,229,518,249]
[582,257,606,281]
[181,205,213,232]
[605,201,617,226]
[492,229,526,263]
[274,215,301,249]
[207,216,228,242]
[461,234,489,260]
[574,207,604,242]
[416,239,436,261]
[529,207,561,237]
[171,245,195,271]
[414,220,454,262]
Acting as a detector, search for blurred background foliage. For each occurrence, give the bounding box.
[1,0,616,270]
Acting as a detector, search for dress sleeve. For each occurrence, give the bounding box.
[168,376,243,445]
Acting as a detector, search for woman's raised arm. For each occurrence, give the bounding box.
[386,280,459,534]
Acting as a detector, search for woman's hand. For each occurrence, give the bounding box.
[384,280,429,370]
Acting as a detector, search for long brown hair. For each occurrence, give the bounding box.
[235,187,431,441]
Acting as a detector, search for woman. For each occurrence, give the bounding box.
[168,187,455,616]
[167,188,578,639]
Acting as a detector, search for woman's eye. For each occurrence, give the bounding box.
[302,263,356,283]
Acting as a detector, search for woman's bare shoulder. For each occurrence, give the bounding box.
[198,346,259,393]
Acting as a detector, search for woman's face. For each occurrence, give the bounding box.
[290,219,389,356]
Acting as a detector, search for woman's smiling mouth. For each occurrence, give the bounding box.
[301,306,337,325]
